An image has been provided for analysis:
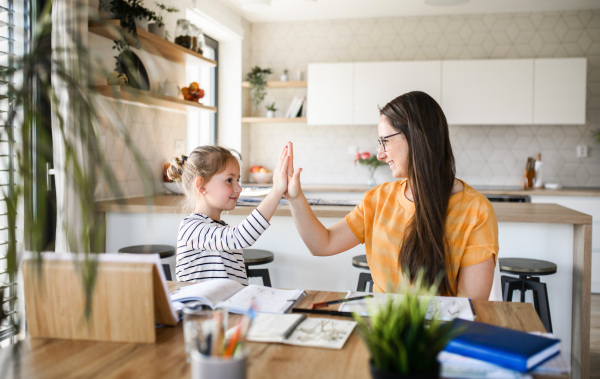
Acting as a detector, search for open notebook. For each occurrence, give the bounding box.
[22,252,178,344]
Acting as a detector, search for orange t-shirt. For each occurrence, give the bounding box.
[345,179,498,294]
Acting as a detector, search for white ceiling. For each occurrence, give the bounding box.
[221,0,600,23]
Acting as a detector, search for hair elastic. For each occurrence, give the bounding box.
[181,155,188,164]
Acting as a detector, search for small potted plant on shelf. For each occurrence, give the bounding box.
[265,102,277,118]
[246,66,272,113]
[149,2,179,40]
[280,69,289,82]
[353,271,458,379]
[109,0,157,35]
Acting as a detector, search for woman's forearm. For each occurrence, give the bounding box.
[287,194,336,256]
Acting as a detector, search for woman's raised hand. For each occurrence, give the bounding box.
[284,142,303,200]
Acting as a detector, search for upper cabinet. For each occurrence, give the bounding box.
[354,61,441,125]
[307,63,354,125]
[534,58,587,124]
[442,59,533,125]
[308,58,586,126]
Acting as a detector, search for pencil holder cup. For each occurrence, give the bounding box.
[183,303,228,362]
[190,349,247,379]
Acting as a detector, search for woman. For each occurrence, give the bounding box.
[284,91,498,300]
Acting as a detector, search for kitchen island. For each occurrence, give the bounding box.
[98,195,591,378]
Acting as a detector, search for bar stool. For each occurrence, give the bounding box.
[243,249,274,287]
[499,257,557,333]
[352,255,373,292]
[118,244,175,281]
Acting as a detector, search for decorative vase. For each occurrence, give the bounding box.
[266,110,275,118]
[369,360,439,379]
[280,71,288,82]
[135,16,148,31]
[366,166,377,186]
[148,22,165,38]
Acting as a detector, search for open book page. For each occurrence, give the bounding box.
[169,278,245,309]
[246,313,307,342]
[339,291,474,321]
[284,318,357,349]
[220,285,306,314]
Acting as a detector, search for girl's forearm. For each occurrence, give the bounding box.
[256,189,283,222]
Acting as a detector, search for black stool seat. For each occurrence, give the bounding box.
[352,254,373,292]
[352,255,369,269]
[118,244,175,259]
[499,258,557,276]
[118,244,175,280]
[499,257,556,333]
[243,249,274,287]
[242,249,274,265]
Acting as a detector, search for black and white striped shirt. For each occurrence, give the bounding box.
[175,209,269,285]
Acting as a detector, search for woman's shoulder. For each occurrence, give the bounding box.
[452,180,494,211]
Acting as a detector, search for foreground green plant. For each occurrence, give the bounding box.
[353,271,457,375]
[0,0,154,336]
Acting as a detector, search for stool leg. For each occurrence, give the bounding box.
[357,272,372,292]
[501,275,521,302]
[162,264,172,281]
[247,268,272,287]
[524,279,553,333]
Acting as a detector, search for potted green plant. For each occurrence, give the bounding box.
[110,0,157,35]
[246,66,272,112]
[353,271,458,378]
[266,102,277,118]
[149,2,179,39]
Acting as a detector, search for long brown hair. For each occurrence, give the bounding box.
[380,91,456,295]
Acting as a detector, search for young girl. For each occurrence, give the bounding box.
[167,145,289,285]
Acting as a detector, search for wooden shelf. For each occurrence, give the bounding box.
[88,20,217,67]
[96,85,217,113]
[242,81,307,88]
[242,117,306,123]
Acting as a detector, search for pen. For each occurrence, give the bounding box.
[282,314,307,339]
[468,298,477,319]
[311,294,374,309]
[292,308,358,317]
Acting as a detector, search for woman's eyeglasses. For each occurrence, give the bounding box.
[377,132,402,152]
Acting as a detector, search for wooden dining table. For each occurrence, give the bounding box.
[0,282,567,379]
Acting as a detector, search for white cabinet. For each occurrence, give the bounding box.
[353,61,442,125]
[534,58,587,125]
[307,63,354,125]
[442,59,534,125]
[308,58,586,126]
[530,195,600,293]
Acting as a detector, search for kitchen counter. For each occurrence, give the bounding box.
[98,194,593,223]
[98,195,591,378]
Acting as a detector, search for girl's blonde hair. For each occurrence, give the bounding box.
[167,145,238,212]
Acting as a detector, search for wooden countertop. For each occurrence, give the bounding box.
[98,195,592,225]
[247,184,600,197]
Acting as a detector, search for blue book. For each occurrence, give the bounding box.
[443,319,561,372]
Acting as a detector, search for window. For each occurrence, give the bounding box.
[0,0,29,345]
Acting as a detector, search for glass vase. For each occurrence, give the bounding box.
[366,166,377,186]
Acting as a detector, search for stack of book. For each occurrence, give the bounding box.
[285,96,306,118]
[438,319,568,377]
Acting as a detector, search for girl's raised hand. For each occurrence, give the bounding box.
[271,144,289,197]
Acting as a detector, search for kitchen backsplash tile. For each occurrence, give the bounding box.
[96,101,187,200]
[246,9,600,187]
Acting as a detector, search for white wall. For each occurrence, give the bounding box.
[244,9,600,187]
